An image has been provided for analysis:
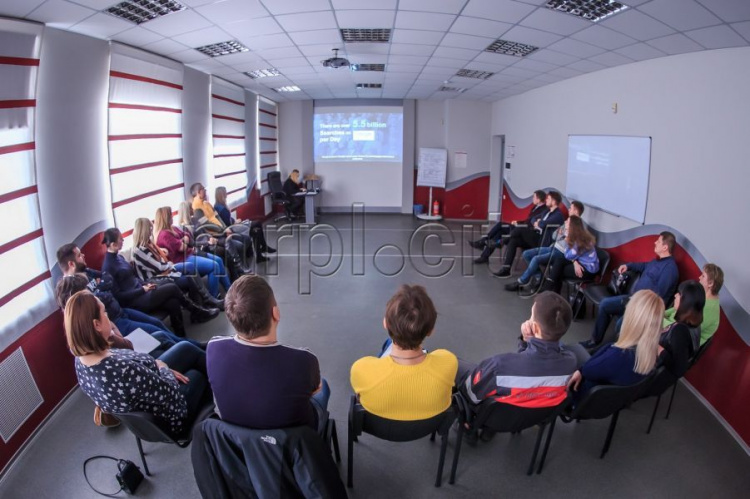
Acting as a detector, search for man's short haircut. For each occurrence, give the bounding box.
[101,228,121,246]
[547,191,562,205]
[56,243,78,270]
[225,275,276,339]
[533,190,547,203]
[384,284,437,350]
[190,182,203,196]
[55,273,89,309]
[532,291,572,342]
[570,200,584,215]
[703,263,724,295]
[659,231,676,254]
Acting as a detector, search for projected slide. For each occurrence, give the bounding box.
[314,111,403,162]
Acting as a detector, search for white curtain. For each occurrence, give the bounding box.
[211,78,247,208]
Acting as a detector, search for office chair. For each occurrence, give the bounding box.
[267,171,292,222]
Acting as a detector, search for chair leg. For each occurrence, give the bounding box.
[666,383,678,420]
[435,432,449,487]
[135,437,150,476]
[449,425,465,485]
[347,423,354,488]
[647,394,662,434]
[600,411,620,459]
[572,290,585,321]
[527,424,546,476]
[330,420,341,463]
[430,430,436,442]
[537,417,558,474]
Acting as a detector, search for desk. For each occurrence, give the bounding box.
[294,191,320,224]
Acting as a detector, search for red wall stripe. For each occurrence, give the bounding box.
[109,133,181,141]
[110,70,183,90]
[0,185,37,205]
[258,108,277,117]
[0,228,43,256]
[261,178,269,184]
[110,158,182,175]
[112,182,184,209]
[259,137,278,141]
[215,169,246,179]
[227,186,246,195]
[211,113,245,123]
[0,141,35,156]
[0,271,51,308]
[259,151,277,155]
[259,123,277,129]
[261,191,272,197]
[0,56,39,66]
[213,153,245,159]
[212,94,244,106]
[260,164,278,169]
[213,134,245,139]
[0,99,35,109]
[109,102,182,113]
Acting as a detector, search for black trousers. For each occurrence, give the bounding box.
[502,227,541,267]
[548,258,596,294]
[125,282,186,336]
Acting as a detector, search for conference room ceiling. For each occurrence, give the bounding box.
[5,0,750,102]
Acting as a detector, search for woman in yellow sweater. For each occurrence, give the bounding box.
[350,285,458,421]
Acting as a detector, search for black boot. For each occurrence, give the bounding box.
[196,281,224,311]
[227,243,253,281]
[181,295,220,323]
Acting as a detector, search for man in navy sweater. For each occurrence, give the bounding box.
[581,231,679,349]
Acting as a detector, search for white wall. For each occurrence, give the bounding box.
[182,67,211,198]
[492,47,750,313]
[278,100,313,178]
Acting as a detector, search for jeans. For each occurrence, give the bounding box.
[175,254,231,298]
[311,379,331,434]
[119,309,201,347]
[591,295,629,344]
[158,342,209,426]
[518,246,554,284]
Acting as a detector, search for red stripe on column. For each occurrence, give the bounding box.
[261,179,268,184]
[109,103,182,113]
[212,113,245,123]
[0,141,35,156]
[212,94,244,106]
[259,123,277,129]
[216,169,246,179]
[0,56,40,66]
[260,164,278,169]
[260,151,277,155]
[213,153,246,159]
[259,108,277,117]
[110,71,183,90]
[109,133,181,141]
[0,99,36,109]
[0,271,51,308]
[213,134,245,139]
[0,185,37,205]
[227,186,245,195]
[261,192,272,197]
[110,158,183,175]
[112,183,184,209]
[259,137,278,141]
[0,228,44,256]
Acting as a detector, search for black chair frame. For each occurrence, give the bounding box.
[267,171,292,223]
[563,247,611,320]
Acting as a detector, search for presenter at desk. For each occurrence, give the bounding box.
[283,169,306,218]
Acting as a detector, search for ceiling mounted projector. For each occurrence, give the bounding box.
[321,48,350,69]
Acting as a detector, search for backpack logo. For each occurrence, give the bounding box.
[261,435,277,445]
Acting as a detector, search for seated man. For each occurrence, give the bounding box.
[283,169,306,218]
[350,285,458,421]
[207,275,329,431]
[581,231,679,349]
[494,191,566,278]
[505,200,584,292]
[663,263,723,346]
[461,292,576,437]
[470,189,548,264]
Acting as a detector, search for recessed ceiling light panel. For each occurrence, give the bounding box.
[485,39,539,57]
[105,0,186,25]
[439,86,467,93]
[350,64,385,72]
[455,69,495,80]
[340,29,391,43]
[275,86,301,92]
[245,68,281,79]
[356,83,382,89]
[545,0,628,22]
[195,40,249,58]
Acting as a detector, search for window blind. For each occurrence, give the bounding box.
[257,96,278,216]
[211,78,246,208]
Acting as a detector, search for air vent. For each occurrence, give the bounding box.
[245,68,281,79]
[195,40,249,58]
[275,86,301,92]
[356,83,382,89]
[340,29,391,43]
[455,69,495,80]
[105,0,186,25]
[485,39,539,57]
[439,86,467,93]
[545,0,628,22]
[351,64,385,72]
[0,348,43,443]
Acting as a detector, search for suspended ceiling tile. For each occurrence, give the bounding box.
[195,0,269,24]
[442,33,495,50]
[395,11,456,31]
[566,59,606,73]
[276,11,338,32]
[647,32,705,55]
[288,29,342,46]
[169,48,209,63]
[335,9,395,28]
[331,0,397,9]
[512,58,559,72]
[450,16,512,39]
[696,0,750,23]
[390,43,436,56]
[433,46,481,61]
[588,51,635,67]
[520,7,591,36]
[399,0,466,14]
[526,49,580,66]
[243,33,295,50]
[142,38,190,55]
[613,42,666,61]
[141,9,213,37]
[1,0,45,18]
[223,17,284,39]
[547,37,607,58]
[571,25,637,50]
[111,26,164,46]
[685,24,748,49]
[173,26,231,47]
[600,9,676,41]
[392,29,445,45]
[263,0,332,16]
[387,55,430,65]
[69,12,132,39]
[462,0,536,24]
[732,21,750,42]
[500,25,563,49]
[26,0,95,29]
[638,0,723,32]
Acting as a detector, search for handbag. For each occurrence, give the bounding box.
[607,269,631,296]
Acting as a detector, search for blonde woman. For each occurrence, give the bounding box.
[568,289,664,397]
[213,186,234,227]
[177,200,194,230]
[154,207,231,298]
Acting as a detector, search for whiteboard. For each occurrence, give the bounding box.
[566,135,651,224]
[416,148,447,188]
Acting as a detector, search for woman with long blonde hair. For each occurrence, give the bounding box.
[568,289,663,396]
[154,206,231,298]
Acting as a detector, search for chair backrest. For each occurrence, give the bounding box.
[595,247,611,282]
[639,366,679,399]
[114,411,180,443]
[267,171,284,196]
[572,374,654,420]
[624,270,641,295]
[349,395,455,442]
[471,393,569,434]
[690,335,714,367]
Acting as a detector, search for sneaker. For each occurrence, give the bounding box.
[263,247,277,254]
[479,429,497,443]
[473,256,488,264]
[256,255,269,263]
[468,239,484,249]
[539,278,556,293]
[504,281,521,292]
[493,268,511,278]
[579,339,599,350]
[94,406,120,428]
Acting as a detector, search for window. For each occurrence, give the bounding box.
[211,78,247,208]
[0,21,52,345]
[107,45,185,243]
[257,96,278,215]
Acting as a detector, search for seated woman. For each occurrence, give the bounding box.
[350,285,458,421]
[132,217,223,313]
[101,227,211,337]
[568,289,664,398]
[663,264,722,346]
[213,186,276,262]
[659,280,705,378]
[154,207,232,298]
[65,290,211,435]
[541,215,599,294]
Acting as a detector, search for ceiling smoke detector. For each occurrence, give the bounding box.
[321,49,351,69]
